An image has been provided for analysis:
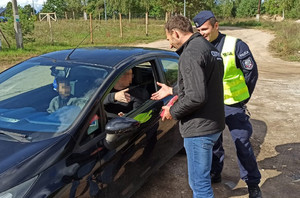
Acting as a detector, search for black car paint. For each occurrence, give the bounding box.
[0,47,182,198]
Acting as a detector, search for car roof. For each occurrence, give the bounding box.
[40,46,177,68]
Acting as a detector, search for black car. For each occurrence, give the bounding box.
[0,47,183,198]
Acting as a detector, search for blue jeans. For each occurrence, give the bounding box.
[184,132,221,198]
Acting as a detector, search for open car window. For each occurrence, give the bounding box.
[0,60,109,141]
[103,61,156,120]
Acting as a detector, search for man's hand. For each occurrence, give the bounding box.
[161,106,173,121]
[151,82,173,100]
[115,88,130,103]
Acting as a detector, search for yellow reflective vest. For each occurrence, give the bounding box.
[221,36,250,105]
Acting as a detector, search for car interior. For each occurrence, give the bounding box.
[132,63,156,98]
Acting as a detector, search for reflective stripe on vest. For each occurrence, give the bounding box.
[221,36,250,105]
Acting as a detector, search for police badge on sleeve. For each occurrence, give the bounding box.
[242,57,254,70]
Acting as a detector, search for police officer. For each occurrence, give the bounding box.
[193,11,261,198]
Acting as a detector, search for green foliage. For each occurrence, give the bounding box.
[218,0,235,18]
[0,3,35,43]
[22,4,34,17]
[3,2,13,16]
[263,0,300,18]
[236,0,258,17]
[65,0,82,19]
[263,0,281,15]
[41,0,67,18]
[281,0,300,18]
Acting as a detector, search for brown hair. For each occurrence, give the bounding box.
[165,15,193,34]
[209,17,218,27]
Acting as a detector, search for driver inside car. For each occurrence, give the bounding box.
[47,77,85,113]
[104,69,149,118]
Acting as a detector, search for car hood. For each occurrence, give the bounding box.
[0,134,71,191]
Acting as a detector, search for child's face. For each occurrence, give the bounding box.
[58,82,71,98]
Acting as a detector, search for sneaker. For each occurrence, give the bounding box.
[248,185,262,198]
[210,172,221,183]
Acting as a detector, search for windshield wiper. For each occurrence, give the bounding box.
[0,130,31,142]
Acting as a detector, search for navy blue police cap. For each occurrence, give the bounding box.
[193,10,215,28]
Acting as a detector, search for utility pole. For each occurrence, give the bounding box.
[256,0,262,21]
[12,0,23,49]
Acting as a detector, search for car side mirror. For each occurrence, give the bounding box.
[104,117,140,150]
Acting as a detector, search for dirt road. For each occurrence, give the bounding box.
[133,27,300,198]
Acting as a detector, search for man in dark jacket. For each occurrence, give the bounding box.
[151,15,225,198]
[193,10,261,198]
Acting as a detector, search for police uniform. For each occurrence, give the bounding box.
[193,10,262,192]
[211,32,261,187]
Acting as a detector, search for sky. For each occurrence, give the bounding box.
[0,0,46,11]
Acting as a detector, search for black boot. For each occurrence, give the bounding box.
[210,172,221,183]
[248,185,262,198]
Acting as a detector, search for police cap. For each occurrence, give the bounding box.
[193,10,215,28]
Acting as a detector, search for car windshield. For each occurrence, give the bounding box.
[0,58,109,140]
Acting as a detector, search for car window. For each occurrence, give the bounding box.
[0,60,109,141]
[160,58,178,86]
[103,61,156,120]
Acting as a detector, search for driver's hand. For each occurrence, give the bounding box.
[115,88,130,103]
[118,112,125,117]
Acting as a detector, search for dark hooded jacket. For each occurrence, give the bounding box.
[170,32,225,138]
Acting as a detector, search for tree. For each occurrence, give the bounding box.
[65,0,82,19]
[41,0,67,19]
[286,0,300,18]
[264,0,300,18]
[22,4,35,18]
[1,2,34,44]
[236,0,258,17]
[218,0,235,18]
[4,2,13,16]
[263,0,281,15]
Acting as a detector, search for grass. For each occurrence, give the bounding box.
[261,20,300,62]
[0,17,299,71]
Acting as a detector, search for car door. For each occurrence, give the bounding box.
[92,58,182,198]
[53,57,182,198]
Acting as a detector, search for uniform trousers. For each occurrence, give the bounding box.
[211,104,261,186]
